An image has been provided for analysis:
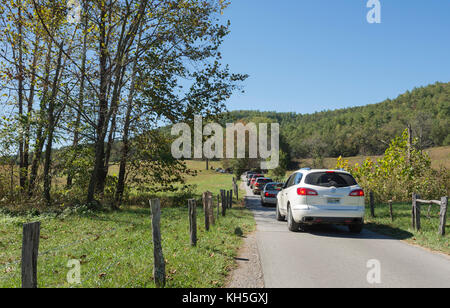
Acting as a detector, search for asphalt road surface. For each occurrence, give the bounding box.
[243,181,450,288]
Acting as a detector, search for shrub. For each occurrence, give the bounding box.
[337,129,449,203]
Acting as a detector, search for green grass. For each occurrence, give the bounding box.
[0,162,256,288]
[148,160,237,200]
[0,203,254,288]
[364,202,449,254]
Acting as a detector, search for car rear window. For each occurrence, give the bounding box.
[257,178,272,183]
[257,178,273,183]
[305,172,357,188]
[265,183,282,190]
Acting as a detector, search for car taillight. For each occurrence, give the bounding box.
[265,192,269,197]
[349,189,364,197]
[297,188,318,196]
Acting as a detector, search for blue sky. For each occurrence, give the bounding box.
[219,0,450,114]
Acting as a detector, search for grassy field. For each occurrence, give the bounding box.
[363,202,449,254]
[0,162,256,288]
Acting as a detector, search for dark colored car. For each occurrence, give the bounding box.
[253,178,273,195]
[246,171,256,180]
[261,182,283,206]
[250,175,266,188]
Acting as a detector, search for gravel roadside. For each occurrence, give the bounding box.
[225,231,264,288]
[225,181,264,288]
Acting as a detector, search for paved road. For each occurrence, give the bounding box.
[243,181,450,288]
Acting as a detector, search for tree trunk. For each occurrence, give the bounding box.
[115,69,137,207]
[87,0,147,204]
[17,2,25,189]
[24,35,40,190]
[43,43,64,205]
[67,1,88,188]
[115,24,143,207]
[101,65,126,192]
[29,41,53,195]
[10,159,14,196]
[87,4,108,203]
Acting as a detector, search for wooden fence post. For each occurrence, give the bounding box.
[229,190,233,208]
[217,194,220,220]
[412,193,417,230]
[202,192,210,231]
[234,183,239,200]
[389,200,394,222]
[221,190,226,217]
[415,197,421,231]
[369,191,375,218]
[438,197,448,236]
[208,193,215,226]
[21,222,40,288]
[150,199,165,288]
[188,199,197,247]
[202,192,206,211]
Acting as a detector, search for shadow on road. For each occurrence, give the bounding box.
[244,195,413,240]
[306,224,413,240]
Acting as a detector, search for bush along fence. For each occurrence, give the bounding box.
[367,191,448,236]
[9,185,238,288]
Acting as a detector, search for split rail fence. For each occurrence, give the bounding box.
[367,191,447,236]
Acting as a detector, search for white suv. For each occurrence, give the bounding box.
[276,169,365,233]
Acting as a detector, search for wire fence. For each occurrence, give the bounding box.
[0,223,136,287]
[1,183,239,288]
[0,210,201,287]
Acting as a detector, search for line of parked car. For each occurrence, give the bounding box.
[245,172,283,206]
[244,168,365,234]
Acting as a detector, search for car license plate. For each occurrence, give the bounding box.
[327,198,340,204]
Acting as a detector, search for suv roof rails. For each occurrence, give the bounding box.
[300,167,311,171]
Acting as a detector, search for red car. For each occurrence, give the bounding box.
[250,174,264,188]
[247,173,263,186]
[253,178,273,195]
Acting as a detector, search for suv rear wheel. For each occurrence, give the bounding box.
[287,205,300,232]
[276,201,285,221]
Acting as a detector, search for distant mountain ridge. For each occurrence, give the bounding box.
[221,82,450,158]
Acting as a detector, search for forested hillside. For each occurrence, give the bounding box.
[222,82,450,159]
